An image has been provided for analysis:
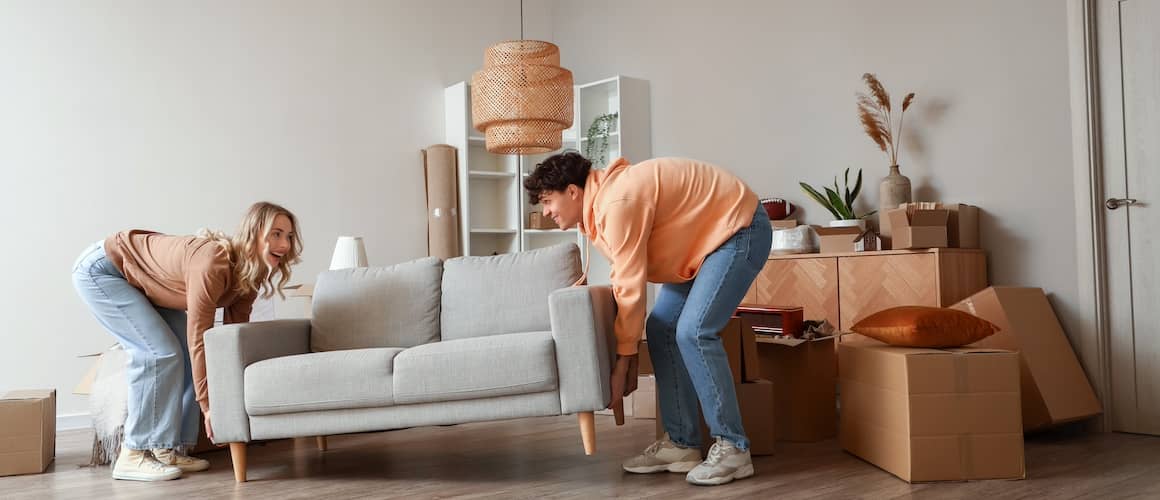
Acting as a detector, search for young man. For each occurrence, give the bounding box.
[524,152,771,486]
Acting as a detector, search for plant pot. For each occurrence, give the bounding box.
[878,165,912,247]
[828,219,867,230]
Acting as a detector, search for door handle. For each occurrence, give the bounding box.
[1106,198,1138,210]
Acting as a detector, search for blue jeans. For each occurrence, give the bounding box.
[72,241,200,450]
[647,205,772,450]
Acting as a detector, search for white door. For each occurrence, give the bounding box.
[1099,0,1160,435]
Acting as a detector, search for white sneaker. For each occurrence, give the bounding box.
[685,437,754,486]
[152,448,211,472]
[622,434,703,474]
[112,446,182,481]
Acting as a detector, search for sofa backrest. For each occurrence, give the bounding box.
[310,256,443,351]
[440,243,581,341]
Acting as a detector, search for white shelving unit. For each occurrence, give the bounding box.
[444,76,651,271]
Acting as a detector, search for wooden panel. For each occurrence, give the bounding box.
[839,253,938,329]
[744,257,839,327]
[936,250,989,306]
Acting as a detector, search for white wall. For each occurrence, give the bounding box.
[0,0,552,419]
[552,0,1082,337]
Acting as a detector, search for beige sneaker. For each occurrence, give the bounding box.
[112,446,182,481]
[622,435,702,474]
[686,437,754,486]
[152,448,211,472]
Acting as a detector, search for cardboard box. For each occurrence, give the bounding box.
[720,317,762,382]
[633,376,657,419]
[638,341,653,375]
[757,335,837,442]
[0,390,56,477]
[951,287,1102,430]
[815,226,863,254]
[656,380,775,456]
[946,204,980,249]
[771,219,798,230]
[886,208,949,249]
[839,336,1024,482]
[528,212,559,230]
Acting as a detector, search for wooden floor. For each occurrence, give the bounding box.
[2,415,1158,499]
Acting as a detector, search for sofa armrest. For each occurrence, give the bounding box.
[205,319,311,443]
[549,286,617,414]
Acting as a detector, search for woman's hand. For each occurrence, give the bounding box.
[204,411,214,442]
[608,354,639,410]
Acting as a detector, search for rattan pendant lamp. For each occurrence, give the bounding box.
[471,0,573,154]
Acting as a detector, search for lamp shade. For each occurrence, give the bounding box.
[471,40,573,154]
[329,236,368,270]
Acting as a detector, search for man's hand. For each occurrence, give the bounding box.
[608,354,640,410]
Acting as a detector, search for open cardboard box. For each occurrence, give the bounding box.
[886,207,948,249]
[815,226,863,254]
[951,287,1102,430]
[756,335,837,442]
[839,335,1025,482]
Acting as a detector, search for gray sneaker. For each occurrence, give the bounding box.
[622,435,703,474]
[685,437,754,486]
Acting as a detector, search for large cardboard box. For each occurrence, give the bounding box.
[839,337,1024,482]
[886,208,949,249]
[720,317,762,382]
[815,226,863,254]
[656,380,775,456]
[951,287,1102,430]
[946,203,980,249]
[0,390,56,477]
[756,336,837,442]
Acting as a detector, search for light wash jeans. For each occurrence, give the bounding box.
[72,241,199,450]
[647,204,772,450]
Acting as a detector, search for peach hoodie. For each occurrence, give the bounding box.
[580,157,758,355]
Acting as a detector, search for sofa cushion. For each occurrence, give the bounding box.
[244,348,405,416]
[393,331,558,405]
[441,243,580,341]
[311,257,442,351]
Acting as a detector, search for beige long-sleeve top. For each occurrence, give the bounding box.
[104,230,256,414]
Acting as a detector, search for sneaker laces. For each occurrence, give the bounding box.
[643,439,667,456]
[125,450,171,472]
[704,438,733,465]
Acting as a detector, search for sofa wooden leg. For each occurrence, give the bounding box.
[578,411,596,455]
[316,436,328,451]
[229,443,247,482]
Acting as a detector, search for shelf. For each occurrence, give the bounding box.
[579,131,620,142]
[524,228,578,234]
[469,170,517,179]
[470,228,518,234]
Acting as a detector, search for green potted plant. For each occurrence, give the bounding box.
[800,168,876,229]
[583,112,618,167]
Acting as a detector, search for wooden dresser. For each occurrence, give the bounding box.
[742,248,988,330]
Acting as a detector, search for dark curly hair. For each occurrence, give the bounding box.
[523,151,592,203]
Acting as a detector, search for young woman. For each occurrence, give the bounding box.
[72,201,302,481]
[524,153,770,486]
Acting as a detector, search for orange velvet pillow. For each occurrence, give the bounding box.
[850,306,998,348]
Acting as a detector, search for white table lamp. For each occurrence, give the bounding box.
[329,236,368,270]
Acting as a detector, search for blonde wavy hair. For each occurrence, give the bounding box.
[199,201,303,299]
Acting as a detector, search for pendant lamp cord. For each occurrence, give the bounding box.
[519,0,524,40]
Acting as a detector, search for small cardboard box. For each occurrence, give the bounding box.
[633,376,657,419]
[815,226,863,254]
[771,219,798,230]
[839,336,1025,482]
[886,208,949,249]
[951,287,1102,430]
[720,316,762,382]
[757,335,837,442]
[656,380,775,456]
[528,212,559,230]
[0,390,56,477]
[946,204,980,249]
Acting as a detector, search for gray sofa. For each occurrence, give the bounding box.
[204,243,617,482]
